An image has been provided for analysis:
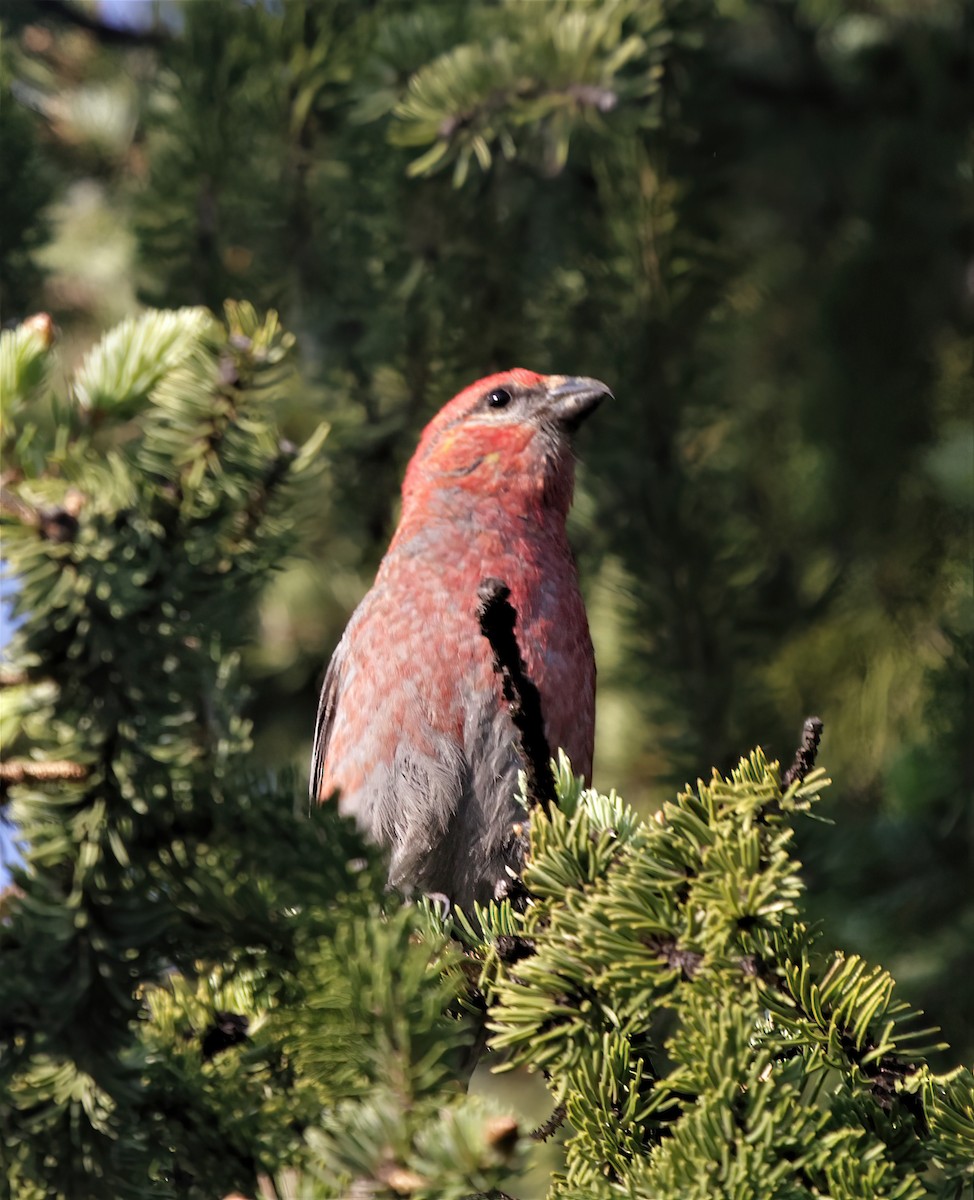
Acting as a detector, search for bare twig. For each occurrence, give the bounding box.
[781,717,824,789]
[477,579,556,817]
[531,1103,567,1142]
[0,760,89,786]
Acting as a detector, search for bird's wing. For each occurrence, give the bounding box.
[308,606,524,907]
[310,638,345,802]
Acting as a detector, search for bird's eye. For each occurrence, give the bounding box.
[487,388,512,409]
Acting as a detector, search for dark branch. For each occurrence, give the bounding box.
[0,487,82,542]
[531,1102,567,1142]
[200,1011,249,1061]
[240,439,298,532]
[782,717,824,788]
[495,934,536,965]
[644,933,703,981]
[477,578,556,817]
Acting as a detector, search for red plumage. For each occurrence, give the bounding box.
[311,369,609,908]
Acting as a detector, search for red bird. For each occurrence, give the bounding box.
[311,369,609,909]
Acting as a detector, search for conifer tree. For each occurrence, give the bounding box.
[2,2,971,1192]
[2,309,972,1198]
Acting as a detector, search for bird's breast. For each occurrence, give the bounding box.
[384,521,595,778]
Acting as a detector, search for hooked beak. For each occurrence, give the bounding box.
[544,375,613,432]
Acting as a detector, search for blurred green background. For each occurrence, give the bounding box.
[2,0,971,1060]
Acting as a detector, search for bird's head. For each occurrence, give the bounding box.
[400,369,611,524]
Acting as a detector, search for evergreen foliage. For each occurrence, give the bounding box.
[469,753,973,1199]
[0,63,55,319]
[2,307,972,1197]
[0,305,348,1195]
[2,0,973,1193]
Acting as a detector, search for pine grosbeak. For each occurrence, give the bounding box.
[311,369,609,908]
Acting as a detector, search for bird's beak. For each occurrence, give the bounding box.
[544,375,613,432]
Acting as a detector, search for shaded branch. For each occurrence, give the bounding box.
[477,578,556,817]
[0,486,82,542]
[531,1103,566,1142]
[239,439,298,535]
[782,716,824,788]
[200,1011,249,1062]
[644,933,704,981]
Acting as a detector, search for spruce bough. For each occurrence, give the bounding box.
[463,752,974,1198]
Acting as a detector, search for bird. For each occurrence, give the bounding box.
[310,369,610,910]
